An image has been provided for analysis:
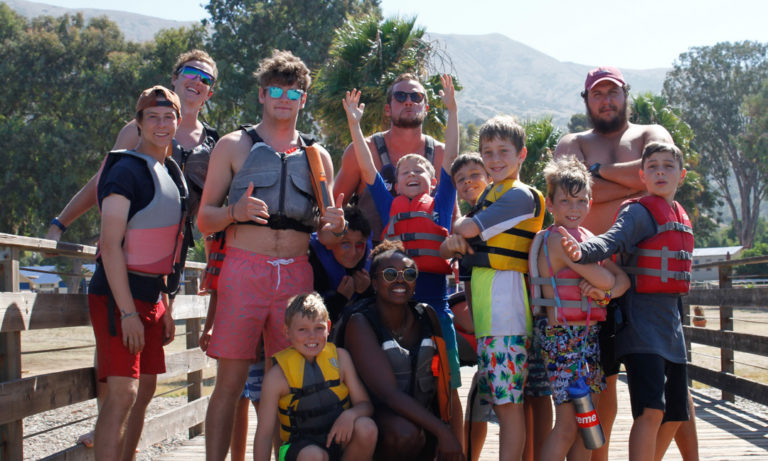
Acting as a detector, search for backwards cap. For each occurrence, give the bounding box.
[584,66,626,92]
[135,85,181,119]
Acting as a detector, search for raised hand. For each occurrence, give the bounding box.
[232,182,269,224]
[557,226,582,262]
[342,89,365,125]
[321,192,347,236]
[439,74,457,112]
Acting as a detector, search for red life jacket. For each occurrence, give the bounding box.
[382,194,451,274]
[621,195,694,295]
[529,226,607,322]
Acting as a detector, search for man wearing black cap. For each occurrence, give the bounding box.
[554,68,698,461]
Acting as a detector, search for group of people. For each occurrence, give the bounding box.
[45,45,698,461]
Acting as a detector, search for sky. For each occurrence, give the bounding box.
[28,0,768,69]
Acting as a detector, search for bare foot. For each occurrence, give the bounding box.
[77,431,94,448]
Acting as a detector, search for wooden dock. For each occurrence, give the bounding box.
[155,368,768,461]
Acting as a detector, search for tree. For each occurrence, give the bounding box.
[664,41,768,248]
[203,0,380,133]
[630,92,720,244]
[567,113,590,133]
[313,14,456,161]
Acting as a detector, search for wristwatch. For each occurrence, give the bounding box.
[588,163,603,179]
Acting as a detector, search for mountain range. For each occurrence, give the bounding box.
[5,0,668,126]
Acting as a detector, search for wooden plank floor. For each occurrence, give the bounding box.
[156,368,768,460]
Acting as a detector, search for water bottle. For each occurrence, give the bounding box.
[567,376,605,450]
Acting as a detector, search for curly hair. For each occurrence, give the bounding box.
[254,49,311,91]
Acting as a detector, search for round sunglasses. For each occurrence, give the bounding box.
[393,91,425,103]
[379,266,418,283]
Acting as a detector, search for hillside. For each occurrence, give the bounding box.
[428,33,668,125]
[4,0,196,43]
[5,1,668,126]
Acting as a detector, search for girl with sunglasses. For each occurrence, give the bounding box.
[335,240,465,461]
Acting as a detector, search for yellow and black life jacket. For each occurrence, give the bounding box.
[466,179,545,273]
[274,343,350,443]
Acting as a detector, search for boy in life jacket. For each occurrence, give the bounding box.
[255,292,377,461]
[87,86,183,460]
[309,206,373,323]
[559,142,693,461]
[530,156,630,460]
[342,75,464,434]
[447,115,544,460]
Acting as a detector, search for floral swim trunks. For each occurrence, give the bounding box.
[539,323,605,405]
[476,335,529,406]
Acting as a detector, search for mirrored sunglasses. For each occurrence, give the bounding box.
[267,86,304,101]
[177,66,215,87]
[393,91,425,103]
[380,266,418,283]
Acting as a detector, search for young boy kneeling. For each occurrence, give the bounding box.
[255,293,377,461]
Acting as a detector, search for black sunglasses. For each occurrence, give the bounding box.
[393,91,425,103]
[379,266,418,283]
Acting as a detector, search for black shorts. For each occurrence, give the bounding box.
[598,302,621,376]
[623,353,689,422]
[281,438,342,461]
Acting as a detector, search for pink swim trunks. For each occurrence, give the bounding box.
[206,246,313,361]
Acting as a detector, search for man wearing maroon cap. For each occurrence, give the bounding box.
[554,68,698,461]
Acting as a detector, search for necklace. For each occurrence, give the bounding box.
[387,312,411,343]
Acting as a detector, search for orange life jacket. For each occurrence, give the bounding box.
[621,195,694,295]
[382,194,451,274]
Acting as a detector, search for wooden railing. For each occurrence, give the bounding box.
[683,255,768,405]
[2,232,768,460]
[0,233,212,461]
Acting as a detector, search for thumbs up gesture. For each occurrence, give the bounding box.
[231,182,269,224]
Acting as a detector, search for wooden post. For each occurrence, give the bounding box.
[682,303,693,387]
[187,315,203,438]
[0,246,22,461]
[719,263,734,402]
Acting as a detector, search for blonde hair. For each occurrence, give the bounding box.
[285,292,329,326]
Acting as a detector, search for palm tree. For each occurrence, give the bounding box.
[630,92,720,244]
[313,14,455,162]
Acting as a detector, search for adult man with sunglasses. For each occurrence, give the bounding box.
[554,66,698,461]
[197,49,346,461]
[334,73,447,239]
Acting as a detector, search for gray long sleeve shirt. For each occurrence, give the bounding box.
[578,202,687,364]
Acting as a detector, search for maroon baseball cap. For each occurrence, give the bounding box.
[584,66,626,92]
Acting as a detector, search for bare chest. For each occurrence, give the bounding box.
[579,130,647,165]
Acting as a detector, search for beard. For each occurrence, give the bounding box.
[391,111,426,128]
[588,100,628,134]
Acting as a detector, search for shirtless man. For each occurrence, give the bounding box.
[197,50,345,461]
[554,66,698,461]
[333,73,446,239]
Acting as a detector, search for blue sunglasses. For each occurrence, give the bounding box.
[266,86,304,101]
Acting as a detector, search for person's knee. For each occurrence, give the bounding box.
[134,375,157,407]
[351,416,378,446]
[378,418,424,455]
[296,445,328,461]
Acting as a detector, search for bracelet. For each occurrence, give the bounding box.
[227,205,236,223]
[51,217,67,233]
[332,220,348,237]
[596,289,612,306]
[120,310,139,320]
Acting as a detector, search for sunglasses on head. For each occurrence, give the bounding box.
[177,66,215,87]
[266,86,304,101]
[380,266,418,283]
[393,91,425,103]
